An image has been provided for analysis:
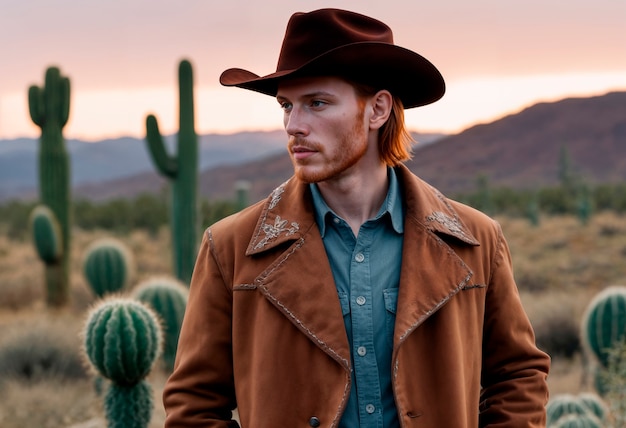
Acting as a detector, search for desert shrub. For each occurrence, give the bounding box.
[594,340,626,425]
[515,270,552,293]
[0,321,88,382]
[0,200,37,240]
[593,183,626,213]
[534,310,581,359]
[200,199,238,228]
[0,378,101,428]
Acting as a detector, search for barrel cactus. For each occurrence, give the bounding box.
[552,413,602,428]
[28,66,72,307]
[578,392,608,423]
[581,286,626,368]
[145,59,198,284]
[83,238,133,297]
[547,394,590,427]
[134,277,188,371]
[83,297,162,428]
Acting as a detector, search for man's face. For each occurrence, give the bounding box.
[276,76,371,183]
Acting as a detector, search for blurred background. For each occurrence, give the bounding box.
[1,1,626,427]
[1,0,625,139]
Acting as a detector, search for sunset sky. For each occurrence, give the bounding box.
[1,0,625,141]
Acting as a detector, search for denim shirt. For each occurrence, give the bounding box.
[310,168,403,428]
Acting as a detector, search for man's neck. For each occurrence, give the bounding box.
[316,164,389,236]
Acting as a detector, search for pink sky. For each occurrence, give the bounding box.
[1,0,625,140]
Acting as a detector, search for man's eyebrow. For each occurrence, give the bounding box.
[277,90,336,101]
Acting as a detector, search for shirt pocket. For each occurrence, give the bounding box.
[337,291,350,316]
[383,288,398,349]
[337,291,352,340]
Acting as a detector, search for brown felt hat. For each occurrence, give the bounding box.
[219,8,445,109]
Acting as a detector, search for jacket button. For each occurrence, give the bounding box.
[309,416,321,427]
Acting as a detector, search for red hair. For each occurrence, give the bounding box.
[352,82,414,166]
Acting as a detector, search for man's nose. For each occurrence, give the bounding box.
[285,106,309,136]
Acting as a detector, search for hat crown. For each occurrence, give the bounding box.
[276,9,394,71]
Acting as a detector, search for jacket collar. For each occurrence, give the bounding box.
[395,164,480,246]
[246,164,479,255]
[245,177,316,256]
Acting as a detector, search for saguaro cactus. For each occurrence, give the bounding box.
[28,66,72,307]
[83,298,162,428]
[83,238,133,297]
[145,59,198,284]
[134,277,188,371]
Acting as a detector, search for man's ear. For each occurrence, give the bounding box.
[369,90,393,130]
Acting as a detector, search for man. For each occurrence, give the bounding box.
[163,8,550,428]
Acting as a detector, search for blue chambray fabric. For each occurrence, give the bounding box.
[310,167,403,428]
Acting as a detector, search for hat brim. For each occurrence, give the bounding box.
[219,42,445,109]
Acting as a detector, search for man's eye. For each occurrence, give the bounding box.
[311,100,326,108]
[280,102,292,111]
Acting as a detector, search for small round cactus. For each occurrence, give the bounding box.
[578,392,608,423]
[547,394,590,427]
[552,413,603,428]
[83,238,133,297]
[83,297,162,428]
[581,286,626,368]
[134,277,188,371]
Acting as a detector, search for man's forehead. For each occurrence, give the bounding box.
[276,76,353,98]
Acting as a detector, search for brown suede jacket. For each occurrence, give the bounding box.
[163,164,550,427]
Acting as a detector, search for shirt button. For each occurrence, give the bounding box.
[357,346,367,356]
[356,296,366,305]
[309,416,321,427]
[333,217,340,224]
[354,253,365,263]
[366,404,376,414]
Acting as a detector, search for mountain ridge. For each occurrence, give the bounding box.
[3,91,625,203]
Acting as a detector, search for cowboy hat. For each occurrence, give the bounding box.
[219,8,445,109]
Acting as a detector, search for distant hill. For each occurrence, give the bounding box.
[0,131,288,201]
[194,91,626,202]
[4,91,625,204]
[67,131,444,201]
[405,91,626,194]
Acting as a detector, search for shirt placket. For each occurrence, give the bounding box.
[350,224,384,427]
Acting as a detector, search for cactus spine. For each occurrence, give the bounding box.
[28,66,71,307]
[145,59,198,284]
[83,298,162,428]
[83,238,133,297]
[582,286,626,368]
[134,277,188,371]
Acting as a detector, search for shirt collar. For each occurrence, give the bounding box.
[310,167,404,237]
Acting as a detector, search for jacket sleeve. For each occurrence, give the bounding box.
[163,229,240,428]
[479,224,550,427]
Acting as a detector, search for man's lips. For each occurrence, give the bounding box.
[291,145,317,160]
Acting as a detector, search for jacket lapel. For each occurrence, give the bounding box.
[243,167,481,365]
[246,179,351,369]
[394,165,479,344]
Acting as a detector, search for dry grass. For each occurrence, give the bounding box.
[0,227,174,427]
[0,212,625,426]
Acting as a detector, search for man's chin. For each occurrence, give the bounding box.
[294,168,328,184]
